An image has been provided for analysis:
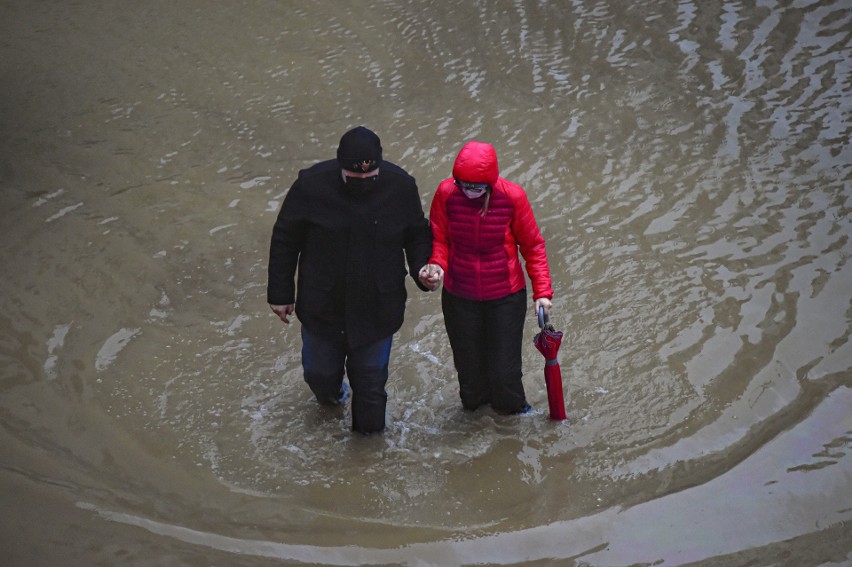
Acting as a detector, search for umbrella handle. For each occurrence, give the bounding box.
[537,305,549,329]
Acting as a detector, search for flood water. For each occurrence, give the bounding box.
[2,1,851,565]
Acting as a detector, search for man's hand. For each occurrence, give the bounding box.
[418,263,444,291]
[270,304,295,324]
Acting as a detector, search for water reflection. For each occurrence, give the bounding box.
[77,386,851,565]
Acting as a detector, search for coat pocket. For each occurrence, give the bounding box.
[375,277,406,313]
[298,279,336,317]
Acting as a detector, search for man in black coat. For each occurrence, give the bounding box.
[268,126,440,434]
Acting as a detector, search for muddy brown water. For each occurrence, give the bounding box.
[1,1,850,566]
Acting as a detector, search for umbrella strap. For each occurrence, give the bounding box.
[545,359,558,366]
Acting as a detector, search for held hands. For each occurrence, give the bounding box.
[418,263,445,291]
[270,304,295,324]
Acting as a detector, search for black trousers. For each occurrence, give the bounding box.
[441,288,528,413]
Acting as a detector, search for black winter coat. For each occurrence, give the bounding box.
[267,159,432,348]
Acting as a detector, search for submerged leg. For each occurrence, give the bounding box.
[484,289,528,414]
[442,289,490,410]
[346,335,393,434]
[300,326,347,405]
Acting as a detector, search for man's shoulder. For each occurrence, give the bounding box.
[298,159,339,179]
[378,161,415,183]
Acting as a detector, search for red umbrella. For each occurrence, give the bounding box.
[534,306,566,420]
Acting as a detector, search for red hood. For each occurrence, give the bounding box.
[452,141,499,184]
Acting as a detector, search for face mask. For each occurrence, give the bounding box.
[455,179,489,199]
[462,187,487,199]
[343,173,379,191]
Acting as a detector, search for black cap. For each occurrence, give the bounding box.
[337,126,382,172]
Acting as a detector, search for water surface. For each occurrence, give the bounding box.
[1,1,850,565]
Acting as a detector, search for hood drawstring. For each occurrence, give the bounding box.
[480,187,492,217]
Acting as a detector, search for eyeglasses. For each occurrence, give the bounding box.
[454,179,489,192]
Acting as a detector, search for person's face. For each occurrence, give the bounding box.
[454,179,489,199]
[342,169,379,180]
[342,168,380,189]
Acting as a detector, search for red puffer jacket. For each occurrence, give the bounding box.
[428,141,553,302]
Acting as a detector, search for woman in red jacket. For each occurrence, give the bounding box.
[419,141,554,414]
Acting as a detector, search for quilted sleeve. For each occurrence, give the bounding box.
[511,187,554,300]
[428,181,452,270]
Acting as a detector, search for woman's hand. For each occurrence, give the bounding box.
[535,297,552,316]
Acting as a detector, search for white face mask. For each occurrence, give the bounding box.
[462,187,487,199]
[455,180,489,199]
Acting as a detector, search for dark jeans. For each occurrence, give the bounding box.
[300,326,392,434]
[441,288,528,414]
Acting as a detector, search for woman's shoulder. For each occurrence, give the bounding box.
[494,178,527,198]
